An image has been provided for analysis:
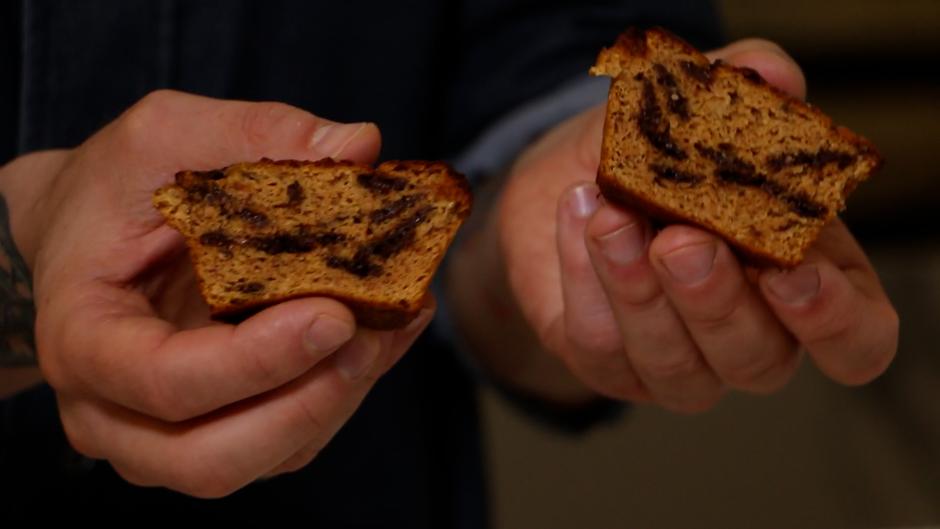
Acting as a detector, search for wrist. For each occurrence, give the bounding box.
[0,149,69,269]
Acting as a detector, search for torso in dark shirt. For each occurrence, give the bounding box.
[0,1,720,525]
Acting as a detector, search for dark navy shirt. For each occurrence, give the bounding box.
[0,1,720,525]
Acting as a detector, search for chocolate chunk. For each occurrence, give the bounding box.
[653,63,689,119]
[696,144,829,219]
[739,67,765,84]
[235,282,265,294]
[650,164,704,186]
[282,181,304,207]
[781,192,828,219]
[761,180,788,197]
[367,206,433,259]
[311,231,347,246]
[237,208,269,228]
[370,194,420,224]
[357,173,408,193]
[249,233,315,254]
[695,143,766,187]
[326,252,382,278]
[637,77,687,160]
[203,169,226,180]
[766,149,856,172]
[199,231,233,248]
[680,60,712,84]
[203,183,235,213]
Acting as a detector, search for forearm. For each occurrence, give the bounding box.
[0,152,62,393]
[0,192,37,367]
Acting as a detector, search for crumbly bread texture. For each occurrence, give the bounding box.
[591,28,882,267]
[153,158,471,329]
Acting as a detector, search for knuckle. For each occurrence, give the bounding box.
[276,445,322,475]
[244,342,288,393]
[111,463,154,488]
[165,457,241,499]
[720,354,790,390]
[116,89,179,144]
[286,393,328,440]
[567,326,620,358]
[641,351,704,381]
[813,305,898,386]
[237,101,309,151]
[803,304,856,346]
[140,369,192,422]
[833,343,896,387]
[682,276,748,333]
[59,410,98,459]
[594,376,647,403]
[688,301,740,334]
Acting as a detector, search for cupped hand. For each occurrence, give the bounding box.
[498,40,898,413]
[3,90,433,496]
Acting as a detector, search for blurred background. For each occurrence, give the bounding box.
[483,1,940,527]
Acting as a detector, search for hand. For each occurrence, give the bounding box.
[493,40,898,412]
[2,90,433,497]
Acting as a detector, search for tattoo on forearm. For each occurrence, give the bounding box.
[0,194,36,366]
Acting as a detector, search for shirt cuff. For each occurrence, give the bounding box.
[452,74,610,186]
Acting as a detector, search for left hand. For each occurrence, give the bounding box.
[488,39,899,413]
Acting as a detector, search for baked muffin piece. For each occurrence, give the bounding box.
[153,158,471,329]
[590,27,882,267]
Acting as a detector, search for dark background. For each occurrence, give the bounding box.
[483,2,940,527]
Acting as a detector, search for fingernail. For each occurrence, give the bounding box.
[766,265,820,305]
[565,184,600,219]
[304,315,355,357]
[335,332,382,381]
[310,122,368,159]
[660,242,717,284]
[596,222,646,265]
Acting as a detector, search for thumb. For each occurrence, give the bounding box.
[94,90,383,181]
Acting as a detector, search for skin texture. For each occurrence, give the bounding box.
[446,39,898,413]
[0,90,433,496]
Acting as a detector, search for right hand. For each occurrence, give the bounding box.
[1,90,434,497]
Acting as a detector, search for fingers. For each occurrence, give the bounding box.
[759,222,898,385]
[707,39,807,99]
[555,183,648,401]
[648,226,800,393]
[583,201,723,413]
[42,287,358,422]
[60,306,434,497]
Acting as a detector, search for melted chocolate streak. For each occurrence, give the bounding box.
[636,75,687,160]
[652,63,689,119]
[650,164,703,186]
[633,67,833,220]
[189,173,432,279]
[694,144,828,219]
